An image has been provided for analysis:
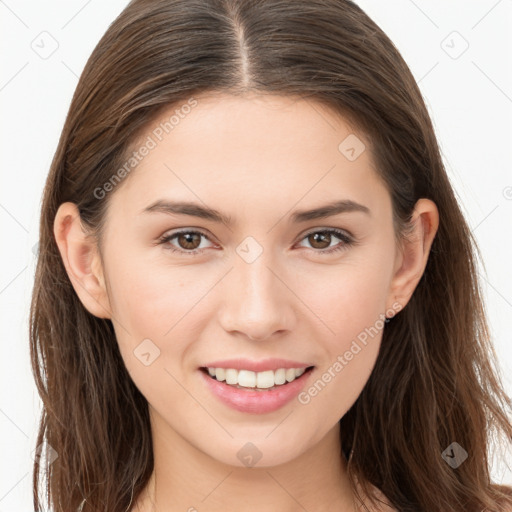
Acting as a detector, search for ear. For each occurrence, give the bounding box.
[53,202,112,319]
[386,198,439,313]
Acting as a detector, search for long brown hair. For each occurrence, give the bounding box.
[30,0,512,510]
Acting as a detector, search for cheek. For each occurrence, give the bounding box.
[105,252,216,375]
[298,251,393,342]
[105,244,200,332]
[108,268,175,335]
[294,251,393,414]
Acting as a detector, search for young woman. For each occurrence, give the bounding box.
[30,1,512,511]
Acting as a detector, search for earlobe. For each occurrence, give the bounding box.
[53,202,112,319]
[386,198,439,312]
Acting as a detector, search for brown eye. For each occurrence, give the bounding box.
[158,228,354,257]
[298,228,354,255]
[307,232,332,249]
[176,232,202,250]
[158,230,214,255]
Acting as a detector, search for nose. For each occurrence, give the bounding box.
[218,253,297,341]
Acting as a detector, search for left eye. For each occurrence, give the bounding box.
[297,229,354,254]
[157,228,354,256]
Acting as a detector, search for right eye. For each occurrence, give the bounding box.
[157,229,216,256]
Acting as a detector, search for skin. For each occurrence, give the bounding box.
[54,93,438,512]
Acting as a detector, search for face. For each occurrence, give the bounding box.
[68,93,412,467]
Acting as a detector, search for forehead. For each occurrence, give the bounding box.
[107,93,388,223]
[158,92,360,148]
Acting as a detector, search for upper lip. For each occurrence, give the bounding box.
[201,358,314,373]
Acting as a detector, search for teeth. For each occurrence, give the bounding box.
[206,366,308,389]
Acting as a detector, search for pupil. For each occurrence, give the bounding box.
[180,233,199,249]
[311,232,330,249]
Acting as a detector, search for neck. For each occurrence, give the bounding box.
[133,407,358,512]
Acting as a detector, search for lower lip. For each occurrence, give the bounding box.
[199,367,314,414]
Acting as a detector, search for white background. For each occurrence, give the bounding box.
[1,0,511,509]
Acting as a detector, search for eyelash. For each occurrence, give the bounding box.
[157,228,355,256]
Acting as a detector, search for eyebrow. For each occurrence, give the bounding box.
[141,199,371,225]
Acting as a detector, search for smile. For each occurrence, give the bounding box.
[202,366,312,390]
[199,366,315,414]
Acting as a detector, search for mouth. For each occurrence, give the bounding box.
[199,365,315,392]
[199,364,316,414]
